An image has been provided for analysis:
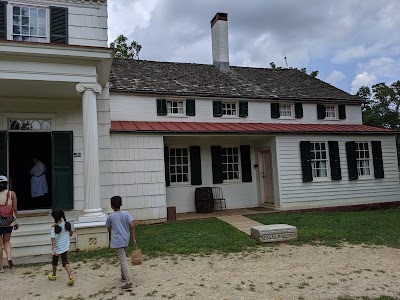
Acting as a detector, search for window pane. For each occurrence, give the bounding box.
[13,16,20,25]
[21,7,29,17]
[13,25,21,34]
[13,6,21,15]
[38,9,46,18]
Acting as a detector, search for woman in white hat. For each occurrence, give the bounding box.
[0,175,18,272]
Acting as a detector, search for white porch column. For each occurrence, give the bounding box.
[76,83,106,221]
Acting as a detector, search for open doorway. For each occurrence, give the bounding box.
[9,132,52,210]
[258,149,275,206]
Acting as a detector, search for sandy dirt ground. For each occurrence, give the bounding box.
[1,244,400,300]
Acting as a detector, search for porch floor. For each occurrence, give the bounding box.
[176,207,277,221]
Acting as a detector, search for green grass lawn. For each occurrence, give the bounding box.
[70,208,400,262]
[70,218,256,261]
[249,209,400,248]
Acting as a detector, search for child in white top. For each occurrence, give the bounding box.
[48,208,74,286]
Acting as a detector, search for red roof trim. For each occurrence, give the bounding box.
[110,121,396,135]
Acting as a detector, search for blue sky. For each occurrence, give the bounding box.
[108,0,400,94]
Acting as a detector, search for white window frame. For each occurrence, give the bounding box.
[279,103,294,119]
[221,146,241,182]
[7,3,49,43]
[355,142,373,179]
[222,102,239,117]
[310,142,330,181]
[166,100,185,116]
[169,147,190,185]
[325,105,338,120]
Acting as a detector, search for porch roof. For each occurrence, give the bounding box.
[110,121,397,135]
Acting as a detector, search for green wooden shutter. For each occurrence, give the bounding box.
[50,7,68,44]
[300,141,313,182]
[186,99,196,116]
[240,145,252,182]
[371,141,384,179]
[338,105,346,119]
[190,146,202,185]
[0,1,7,40]
[345,141,358,180]
[271,103,280,118]
[52,132,73,209]
[328,141,342,180]
[239,101,249,117]
[211,146,223,184]
[213,101,222,117]
[317,104,326,119]
[164,146,170,187]
[295,103,303,118]
[157,99,167,116]
[0,131,7,176]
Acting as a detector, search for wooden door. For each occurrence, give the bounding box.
[259,150,274,205]
[52,131,73,209]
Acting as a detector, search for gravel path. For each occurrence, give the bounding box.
[1,244,400,300]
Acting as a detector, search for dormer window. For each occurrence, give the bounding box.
[12,6,47,42]
[279,104,294,118]
[222,102,237,116]
[325,105,338,119]
[317,104,346,120]
[167,100,185,115]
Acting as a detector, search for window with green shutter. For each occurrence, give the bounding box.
[345,141,358,180]
[371,141,384,179]
[186,99,196,116]
[328,141,342,180]
[300,141,313,182]
[157,99,167,116]
[190,146,202,185]
[271,103,280,119]
[213,101,223,117]
[50,6,68,44]
[0,1,7,40]
[295,103,303,119]
[239,101,248,117]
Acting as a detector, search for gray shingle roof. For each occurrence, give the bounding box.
[110,59,359,103]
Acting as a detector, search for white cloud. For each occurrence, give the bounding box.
[358,57,398,78]
[324,70,346,86]
[351,72,377,94]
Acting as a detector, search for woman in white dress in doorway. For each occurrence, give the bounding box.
[30,156,48,205]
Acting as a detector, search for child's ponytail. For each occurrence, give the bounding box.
[64,215,72,232]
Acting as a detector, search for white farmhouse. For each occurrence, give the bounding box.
[0,2,398,256]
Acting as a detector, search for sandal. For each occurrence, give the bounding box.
[8,260,14,269]
[0,269,4,273]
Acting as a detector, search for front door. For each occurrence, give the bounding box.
[0,130,74,211]
[258,149,274,205]
[9,132,52,210]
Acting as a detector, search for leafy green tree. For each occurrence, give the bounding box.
[110,34,142,59]
[359,81,400,130]
[358,81,400,164]
[269,61,318,77]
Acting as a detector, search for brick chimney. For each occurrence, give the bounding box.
[211,12,229,71]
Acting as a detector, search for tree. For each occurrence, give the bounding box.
[358,81,400,165]
[110,34,142,59]
[359,81,400,130]
[269,61,318,77]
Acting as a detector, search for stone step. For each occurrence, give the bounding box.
[217,215,263,235]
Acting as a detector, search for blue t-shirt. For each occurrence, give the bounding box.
[105,211,134,248]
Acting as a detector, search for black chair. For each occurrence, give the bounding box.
[212,187,226,211]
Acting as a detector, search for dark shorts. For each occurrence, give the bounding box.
[52,251,69,267]
[0,227,13,236]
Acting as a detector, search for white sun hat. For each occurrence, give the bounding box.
[0,175,8,182]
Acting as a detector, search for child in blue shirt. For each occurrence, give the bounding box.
[106,196,136,291]
[48,208,74,286]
